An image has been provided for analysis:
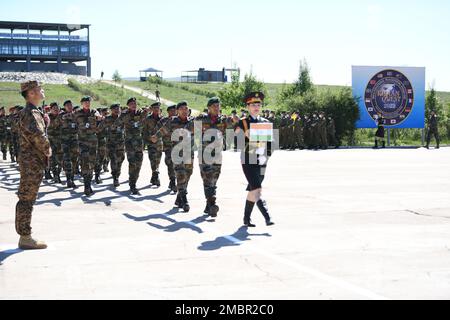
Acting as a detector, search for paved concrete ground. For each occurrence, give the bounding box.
[1,147,450,300]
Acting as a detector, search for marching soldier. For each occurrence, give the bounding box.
[159,104,177,193]
[426,111,440,149]
[60,100,79,189]
[294,111,304,150]
[0,107,9,160]
[121,97,147,195]
[374,114,386,149]
[15,81,51,250]
[143,102,164,187]
[317,111,328,149]
[310,112,320,150]
[74,96,101,196]
[154,101,195,212]
[196,97,237,218]
[98,104,125,188]
[9,106,20,162]
[235,92,275,227]
[47,102,64,184]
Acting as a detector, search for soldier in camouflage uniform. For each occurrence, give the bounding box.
[317,111,328,149]
[310,113,320,150]
[47,102,64,184]
[143,102,164,187]
[9,106,20,162]
[74,96,100,196]
[196,97,237,218]
[293,111,304,150]
[98,104,125,188]
[99,108,110,173]
[60,100,79,189]
[160,105,177,193]
[15,81,51,250]
[121,97,147,195]
[94,107,107,184]
[155,101,195,212]
[327,114,338,148]
[0,107,10,160]
[279,112,288,149]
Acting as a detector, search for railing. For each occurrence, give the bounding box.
[0,33,87,41]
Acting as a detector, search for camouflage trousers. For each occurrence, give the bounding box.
[61,137,79,179]
[79,135,98,182]
[11,133,19,159]
[163,147,175,180]
[107,141,125,178]
[174,162,193,194]
[95,140,107,174]
[147,142,163,173]
[0,134,11,156]
[318,129,328,148]
[49,136,63,174]
[199,164,222,199]
[16,156,45,236]
[125,138,143,186]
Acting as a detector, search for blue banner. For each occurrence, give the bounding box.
[352,66,425,129]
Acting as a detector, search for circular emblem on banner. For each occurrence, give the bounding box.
[364,69,414,126]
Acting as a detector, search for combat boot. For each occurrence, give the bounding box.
[45,169,53,180]
[130,184,140,195]
[244,200,256,228]
[53,171,61,184]
[203,202,210,215]
[67,178,76,189]
[257,200,275,226]
[103,163,109,172]
[382,141,386,149]
[2,153,6,160]
[168,178,177,193]
[95,172,103,184]
[181,193,190,213]
[84,180,94,196]
[11,154,16,162]
[207,197,219,218]
[153,173,161,187]
[373,140,379,149]
[113,176,120,188]
[18,235,47,250]
[175,193,182,208]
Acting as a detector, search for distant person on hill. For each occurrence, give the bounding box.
[100,71,104,79]
[155,86,161,102]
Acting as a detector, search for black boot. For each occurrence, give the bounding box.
[95,172,102,184]
[11,154,16,162]
[175,193,182,208]
[103,163,109,172]
[67,177,76,189]
[244,200,256,227]
[151,172,161,187]
[382,141,386,149]
[257,200,275,226]
[374,140,378,149]
[207,197,219,218]
[169,178,177,193]
[45,169,53,180]
[84,180,92,196]
[182,193,190,213]
[113,175,120,188]
[130,184,139,195]
[53,171,61,184]
[2,153,6,160]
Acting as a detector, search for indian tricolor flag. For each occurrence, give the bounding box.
[250,123,273,142]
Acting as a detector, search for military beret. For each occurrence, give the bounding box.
[63,100,72,106]
[244,92,265,104]
[110,104,120,110]
[177,101,188,109]
[127,97,137,105]
[167,105,176,112]
[20,81,41,93]
[207,97,220,107]
[80,96,92,103]
[50,102,59,108]
[151,102,161,108]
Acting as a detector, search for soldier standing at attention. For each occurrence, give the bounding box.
[47,102,63,184]
[143,102,164,187]
[94,108,107,184]
[196,97,237,218]
[121,97,147,195]
[9,106,20,162]
[98,104,125,188]
[317,111,328,150]
[15,81,51,250]
[327,114,338,148]
[74,96,101,196]
[235,92,275,227]
[154,101,195,212]
[60,100,78,189]
[426,111,440,149]
[159,105,177,193]
[0,107,9,160]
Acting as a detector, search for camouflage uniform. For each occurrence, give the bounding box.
[98,113,125,185]
[196,113,231,217]
[294,115,304,149]
[0,111,10,159]
[74,108,99,193]
[143,113,163,186]
[10,110,20,161]
[120,109,146,191]
[60,110,79,186]
[16,103,50,236]
[160,115,176,191]
[317,115,328,149]
[158,116,195,211]
[47,113,63,181]
[327,117,337,147]
[279,114,288,149]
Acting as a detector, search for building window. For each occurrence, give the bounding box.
[30,46,40,55]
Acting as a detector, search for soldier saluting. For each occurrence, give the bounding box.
[235,92,275,227]
[15,81,51,250]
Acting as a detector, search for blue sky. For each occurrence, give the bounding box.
[2,0,450,90]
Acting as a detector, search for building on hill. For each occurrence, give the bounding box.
[181,67,240,83]
[0,21,91,76]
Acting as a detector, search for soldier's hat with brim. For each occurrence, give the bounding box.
[63,100,72,106]
[80,96,92,103]
[151,102,161,108]
[50,102,59,109]
[177,101,188,109]
[110,103,121,110]
[167,105,176,112]
[127,97,137,105]
[244,92,265,105]
[20,81,41,94]
[207,97,220,107]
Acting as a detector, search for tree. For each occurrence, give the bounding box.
[278,59,314,102]
[112,70,122,82]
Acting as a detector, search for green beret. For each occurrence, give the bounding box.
[207,97,220,107]
[177,101,188,109]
